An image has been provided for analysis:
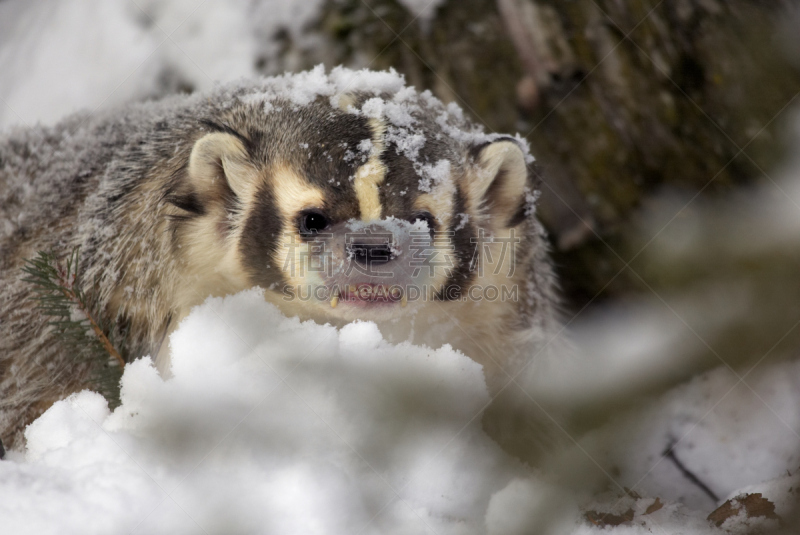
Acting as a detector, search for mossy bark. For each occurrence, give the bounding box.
[264,0,800,311]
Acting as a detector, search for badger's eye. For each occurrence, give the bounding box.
[299,210,329,234]
[410,211,436,232]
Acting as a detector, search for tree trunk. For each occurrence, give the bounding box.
[268,0,800,310]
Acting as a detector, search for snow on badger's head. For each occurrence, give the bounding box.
[173,66,538,322]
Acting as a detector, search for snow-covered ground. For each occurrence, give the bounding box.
[2,289,798,534]
[1,290,524,534]
[1,1,798,533]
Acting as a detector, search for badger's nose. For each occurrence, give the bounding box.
[347,242,394,267]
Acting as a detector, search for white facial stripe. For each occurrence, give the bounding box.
[353,117,387,221]
[353,162,385,220]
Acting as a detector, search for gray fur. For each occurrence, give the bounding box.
[0,76,560,449]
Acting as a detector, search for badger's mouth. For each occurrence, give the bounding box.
[330,283,407,308]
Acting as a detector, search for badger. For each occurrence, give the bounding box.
[0,67,559,449]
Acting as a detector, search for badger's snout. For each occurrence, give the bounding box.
[346,226,397,269]
[348,241,394,267]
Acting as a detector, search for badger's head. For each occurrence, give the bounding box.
[169,90,537,324]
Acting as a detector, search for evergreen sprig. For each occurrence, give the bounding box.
[21,248,125,406]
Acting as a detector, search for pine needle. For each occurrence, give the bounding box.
[21,247,126,406]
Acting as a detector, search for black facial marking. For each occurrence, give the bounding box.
[300,113,372,188]
[240,100,368,225]
[376,96,462,221]
[378,147,418,218]
[240,182,286,289]
[436,184,475,301]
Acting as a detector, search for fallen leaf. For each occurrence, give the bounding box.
[707,493,780,527]
[645,498,664,515]
[585,508,635,527]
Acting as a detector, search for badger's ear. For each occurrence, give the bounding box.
[469,139,529,227]
[188,132,256,199]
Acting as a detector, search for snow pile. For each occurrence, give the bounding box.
[5,289,798,534]
[485,353,800,535]
[588,359,800,509]
[0,289,524,535]
[241,65,409,110]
